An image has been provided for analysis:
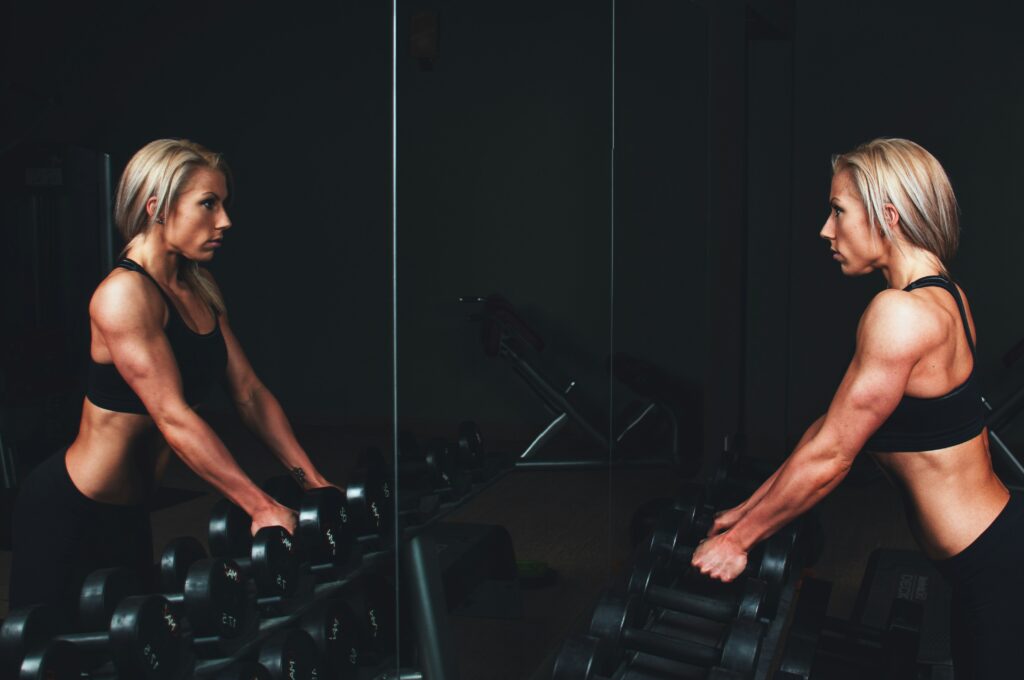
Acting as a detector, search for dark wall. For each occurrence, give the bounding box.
[395,2,614,435]
[784,0,1024,445]
[2,2,393,429]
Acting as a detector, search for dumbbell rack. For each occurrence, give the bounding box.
[182,457,520,680]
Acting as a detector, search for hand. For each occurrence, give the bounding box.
[250,501,298,537]
[691,533,748,583]
[708,505,746,538]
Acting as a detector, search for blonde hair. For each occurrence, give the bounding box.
[114,139,231,314]
[832,138,959,272]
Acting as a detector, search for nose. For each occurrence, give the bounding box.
[218,207,232,231]
[820,214,834,242]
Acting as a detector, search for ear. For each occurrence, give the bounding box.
[881,203,901,235]
[145,196,163,224]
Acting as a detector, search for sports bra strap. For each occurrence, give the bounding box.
[117,258,175,309]
[903,275,976,356]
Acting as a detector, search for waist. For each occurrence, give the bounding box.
[932,492,1022,582]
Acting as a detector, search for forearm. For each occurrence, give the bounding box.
[160,410,277,517]
[731,415,826,514]
[727,446,849,551]
[236,383,327,487]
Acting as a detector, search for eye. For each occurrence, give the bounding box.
[200,198,217,210]
[831,205,841,218]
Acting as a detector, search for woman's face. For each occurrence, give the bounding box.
[820,170,885,276]
[161,166,231,262]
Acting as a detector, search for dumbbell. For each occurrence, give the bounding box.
[298,598,364,679]
[397,434,473,498]
[0,597,185,680]
[628,554,769,624]
[347,450,396,540]
[457,420,485,468]
[588,594,763,677]
[649,517,793,598]
[208,500,299,600]
[261,476,358,575]
[257,627,321,680]
[86,561,246,641]
[5,639,82,680]
[552,633,746,680]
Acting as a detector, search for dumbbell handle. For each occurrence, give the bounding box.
[621,626,719,667]
[646,583,737,623]
[55,631,110,648]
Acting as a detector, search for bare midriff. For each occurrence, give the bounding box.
[871,431,1009,560]
[64,397,175,505]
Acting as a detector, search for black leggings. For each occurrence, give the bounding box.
[933,493,1024,680]
[8,449,153,622]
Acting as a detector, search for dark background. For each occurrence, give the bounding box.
[4,0,1024,675]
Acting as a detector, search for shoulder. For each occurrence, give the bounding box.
[856,289,943,361]
[90,268,165,332]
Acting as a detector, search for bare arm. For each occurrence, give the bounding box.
[708,414,825,536]
[726,291,928,551]
[92,275,291,529]
[209,277,331,489]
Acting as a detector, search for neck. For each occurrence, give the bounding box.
[878,244,944,290]
[125,236,184,288]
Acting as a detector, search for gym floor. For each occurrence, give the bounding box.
[0,418,918,679]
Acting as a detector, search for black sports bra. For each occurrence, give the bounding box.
[86,259,228,414]
[864,275,986,452]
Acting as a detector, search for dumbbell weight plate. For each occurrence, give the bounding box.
[552,634,615,680]
[348,450,394,538]
[251,528,298,598]
[209,500,254,559]
[258,627,320,680]
[457,421,484,467]
[0,606,63,679]
[79,567,141,631]
[183,558,247,639]
[106,595,185,680]
[299,486,356,569]
[301,599,361,679]
[17,639,82,680]
[159,536,209,592]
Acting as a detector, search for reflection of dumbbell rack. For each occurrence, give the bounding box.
[389,424,523,680]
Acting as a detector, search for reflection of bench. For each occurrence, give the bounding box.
[461,294,700,472]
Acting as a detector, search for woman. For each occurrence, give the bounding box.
[9,139,334,616]
[691,138,1023,678]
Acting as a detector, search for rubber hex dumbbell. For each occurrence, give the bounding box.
[0,597,185,680]
[551,634,746,680]
[649,518,793,597]
[628,555,769,624]
[589,594,764,678]
[261,476,358,575]
[6,639,82,680]
[258,627,320,680]
[156,540,248,638]
[299,598,364,679]
[347,450,396,541]
[84,562,245,643]
[396,435,473,501]
[456,420,485,468]
[208,499,299,600]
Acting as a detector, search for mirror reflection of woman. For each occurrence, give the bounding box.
[692,138,1023,678]
[9,139,334,617]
